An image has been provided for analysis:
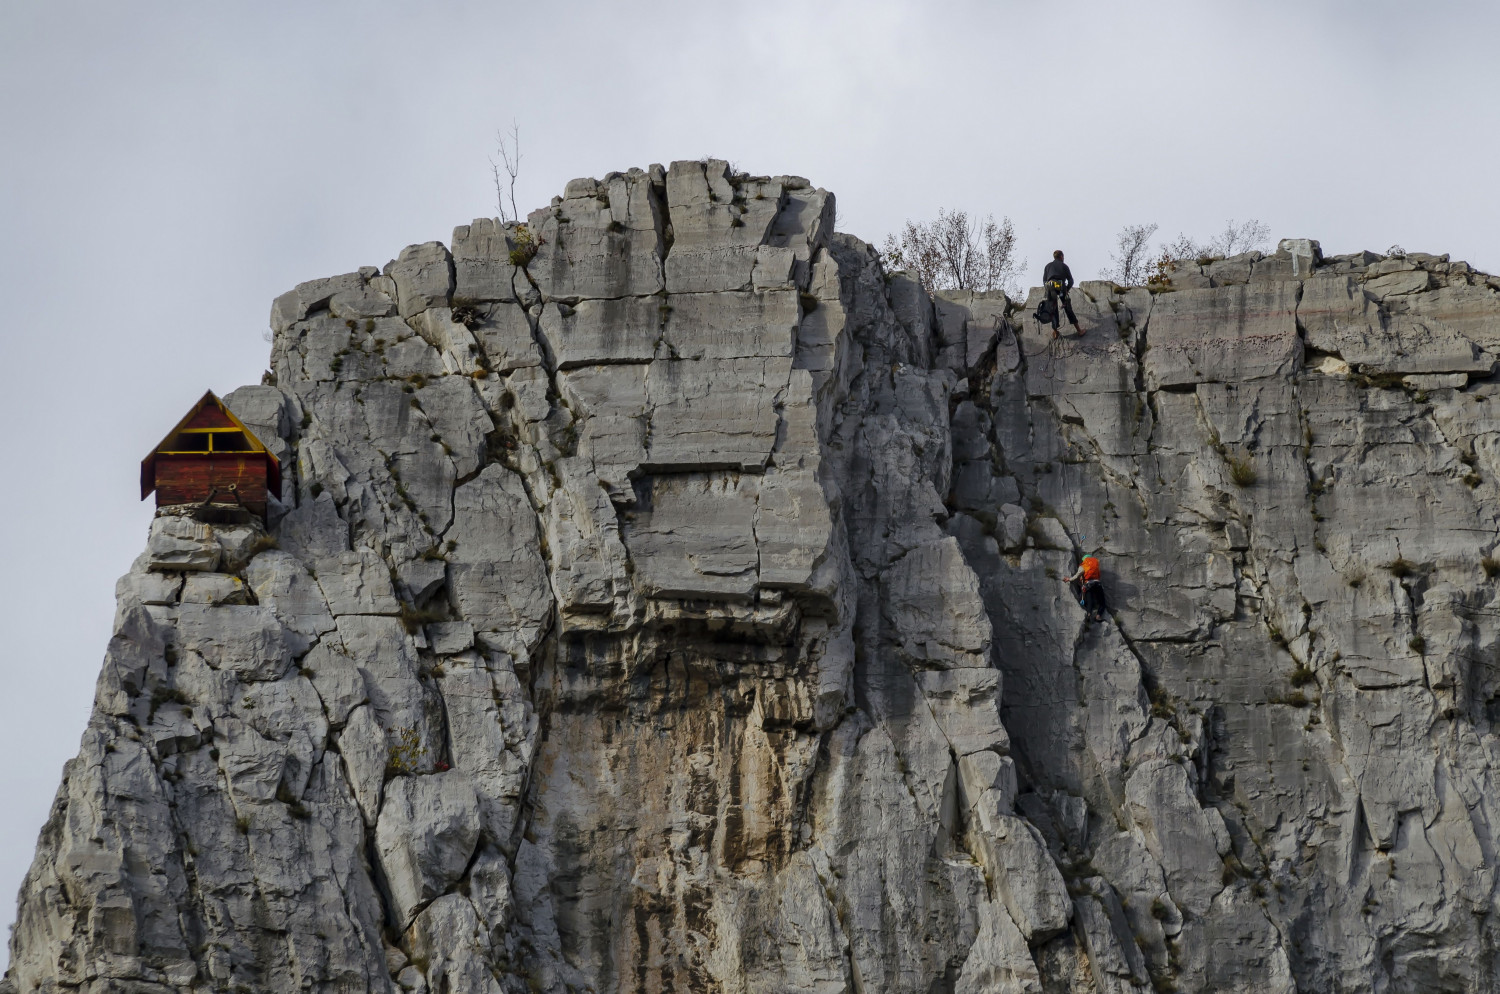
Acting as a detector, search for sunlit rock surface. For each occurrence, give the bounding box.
[10,163,1500,994]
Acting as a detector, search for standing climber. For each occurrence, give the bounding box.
[1064,554,1109,623]
[1042,250,1082,338]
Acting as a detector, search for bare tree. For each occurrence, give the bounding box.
[882,209,1023,297]
[1104,218,1274,289]
[1101,223,1158,284]
[1164,232,1208,262]
[490,123,522,225]
[1101,217,1275,287]
[1160,220,1271,264]
[1209,218,1271,257]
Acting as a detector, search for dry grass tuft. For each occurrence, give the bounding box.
[1227,454,1257,487]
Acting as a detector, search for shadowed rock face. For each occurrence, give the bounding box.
[9,164,1500,994]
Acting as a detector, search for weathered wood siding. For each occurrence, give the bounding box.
[181,404,238,431]
[154,456,269,515]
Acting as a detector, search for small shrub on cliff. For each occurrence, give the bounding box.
[1386,558,1417,579]
[397,601,446,634]
[1350,370,1406,390]
[149,685,189,718]
[386,726,427,777]
[1145,249,1175,292]
[1227,454,1257,487]
[508,225,540,268]
[1481,557,1500,578]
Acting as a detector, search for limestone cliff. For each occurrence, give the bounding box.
[9,161,1500,994]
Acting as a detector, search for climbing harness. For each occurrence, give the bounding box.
[1033,280,1067,328]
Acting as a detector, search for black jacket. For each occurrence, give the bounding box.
[1043,260,1074,290]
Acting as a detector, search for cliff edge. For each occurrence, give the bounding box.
[8,161,1500,994]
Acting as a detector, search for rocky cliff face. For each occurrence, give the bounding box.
[9,161,1500,994]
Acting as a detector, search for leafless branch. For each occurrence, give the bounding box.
[1101,223,1158,284]
[490,123,522,225]
[1209,218,1271,257]
[1165,232,1207,262]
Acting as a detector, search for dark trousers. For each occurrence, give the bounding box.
[1071,578,1109,616]
[1047,285,1078,329]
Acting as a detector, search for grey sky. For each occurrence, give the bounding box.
[3,0,1498,960]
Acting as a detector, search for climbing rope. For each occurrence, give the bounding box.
[1020,320,1094,385]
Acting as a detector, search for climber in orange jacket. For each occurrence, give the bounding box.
[1064,555,1109,623]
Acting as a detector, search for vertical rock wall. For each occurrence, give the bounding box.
[8,164,1500,994]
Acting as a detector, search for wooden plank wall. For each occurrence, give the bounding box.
[182,404,238,431]
[154,456,269,516]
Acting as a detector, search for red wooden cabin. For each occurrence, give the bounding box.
[141,391,282,520]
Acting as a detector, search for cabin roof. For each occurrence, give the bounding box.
[140,390,282,500]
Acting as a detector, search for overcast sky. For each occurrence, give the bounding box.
[3,0,1499,962]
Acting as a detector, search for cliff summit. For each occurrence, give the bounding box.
[9,160,1500,994]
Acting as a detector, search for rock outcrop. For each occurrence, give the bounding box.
[9,162,1500,994]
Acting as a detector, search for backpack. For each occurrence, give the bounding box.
[1034,296,1056,326]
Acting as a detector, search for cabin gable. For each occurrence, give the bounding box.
[141,391,282,520]
[180,404,238,430]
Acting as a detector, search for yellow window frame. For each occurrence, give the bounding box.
[158,428,252,454]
